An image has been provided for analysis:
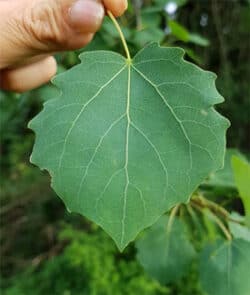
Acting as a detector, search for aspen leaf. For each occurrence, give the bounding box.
[29,43,229,250]
[136,215,196,284]
[199,239,250,295]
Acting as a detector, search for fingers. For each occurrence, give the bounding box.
[0,56,57,93]
[0,0,128,70]
[0,0,128,91]
[69,0,104,33]
[0,0,104,69]
[103,0,128,17]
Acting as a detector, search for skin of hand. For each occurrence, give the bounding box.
[0,0,127,92]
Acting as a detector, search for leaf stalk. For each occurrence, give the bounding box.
[107,11,131,61]
[191,195,244,225]
[167,204,180,234]
[191,202,232,241]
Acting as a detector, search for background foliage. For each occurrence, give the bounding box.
[1,0,250,294]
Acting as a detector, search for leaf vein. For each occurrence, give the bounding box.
[76,113,126,206]
[132,65,193,188]
[57,65,127,176]
[131,122,169,193]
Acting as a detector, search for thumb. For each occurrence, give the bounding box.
[0,0,104,69]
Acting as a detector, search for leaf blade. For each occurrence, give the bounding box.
[199,239,250,295]
[231,155,250,216]
[29,44,229,250]
[136,215,196,284]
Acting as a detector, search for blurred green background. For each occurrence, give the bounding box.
[1,0,250,294]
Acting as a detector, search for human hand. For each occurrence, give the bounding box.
[0,0,127,92]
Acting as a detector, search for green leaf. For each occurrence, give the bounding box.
[102,17,131,41]
[136,215,196,284]
[232,156,250,216]
[230,223,250,241]
[29,43,229,250]
[189,33,210,47]
[141,12,162,28]
[229,214,250,241]
[204,149,244,188]
[167,21,209,47]
[133,28,165,47]
[168,20,189,42]
[199,239,250,295]
[202,210,221,242]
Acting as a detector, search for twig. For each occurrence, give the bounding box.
[191,202,232,241]
[191,195,244,225]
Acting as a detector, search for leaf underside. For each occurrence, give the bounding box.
[136,215,196,284]
[29,43,229,250]
[199,239,250,295]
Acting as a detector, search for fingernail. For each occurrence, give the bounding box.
[69,0,104,32]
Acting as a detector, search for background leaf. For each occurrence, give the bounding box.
[231,155,250,216]
[136,215,196,284]
[188,34,210,47]
[204,149,244,188]
[199,239,250,295]
[168,20,189,42]
[29,43,229,250]
[229,213,250,241]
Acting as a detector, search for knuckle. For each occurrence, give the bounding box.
[23,1,70,50]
